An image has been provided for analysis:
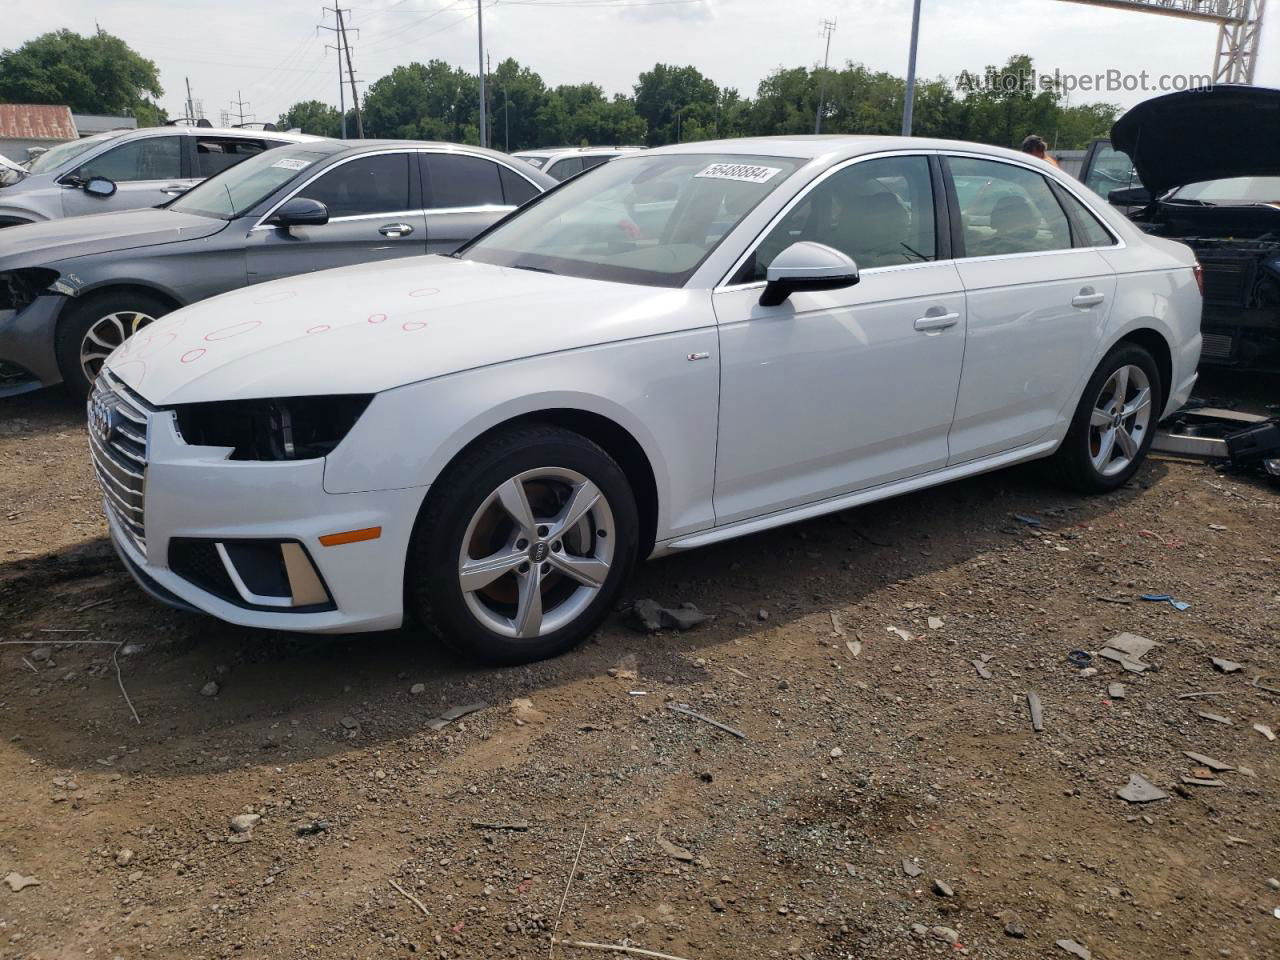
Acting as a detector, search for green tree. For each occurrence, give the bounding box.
[488,58,550,151]
[362,60,479,143]
[0,30,162,118]
[278,100,344,137]
[633,64,719,145]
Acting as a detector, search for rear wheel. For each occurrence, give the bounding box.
[1051,343,1162,493]
[55,290,171,398]
[406,425,638,665]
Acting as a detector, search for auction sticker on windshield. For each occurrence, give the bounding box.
[271,158,312,171]
[695,163,782,184]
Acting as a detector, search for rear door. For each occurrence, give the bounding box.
[60,134,189,216]
[244,150,426,284]
[944,154,1118,463]
[419,152,536,254]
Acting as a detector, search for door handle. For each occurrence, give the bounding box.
[1072,291,1105,308]
[379,222,414,238]
[161,184,189,195]
[913,311,960,332]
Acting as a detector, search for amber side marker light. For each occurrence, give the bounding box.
[319,526,382,547]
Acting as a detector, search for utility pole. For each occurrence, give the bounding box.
[336,7,364,138]
[230,90,253,126]
[813,18,837,134]
[185,77,195,123]
[477,0,487,149]
[901,0,923,136]
[317,13,347,138]
[503,85,510,152]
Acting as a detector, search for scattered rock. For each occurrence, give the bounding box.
[757,609,769,621]
[426,702,487,732]
[3,872,39,892]
[199,681,219,697]
[902,859,923,878]
[30,647,51,662]
[1267,878,1280,892]
[1211,657,1243,673]
[1183,751,1233,772]
[1253,723,1275,741]
[295,820,329,836]
[886,626,914,642]
[829,747,843,759]
[1117,774,1168,804]
[1004,922,1026,938]
[708,896,725,912]
[1027,692,1044,732]
[933,879,955,897]
[409,683,426,695]
[971,659,993,680]
[511,697,548,725]
[1181,775,1227,787]
[629,598,709,632]
[655,827,696,863]
[115,849,134,867]
[929,926,960,944]
[1197,711,1233,726]
[927,616,944,631]
[229,813,261,834]
[1108,682,1126,700]
[1056,939,1091,959]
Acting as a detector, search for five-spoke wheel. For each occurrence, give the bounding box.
[1087,363,1153,477]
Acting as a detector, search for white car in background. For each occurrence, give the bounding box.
[512,145,644,181]
[91,136,1201,665]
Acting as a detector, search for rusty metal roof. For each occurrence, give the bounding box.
[0,104,78,141]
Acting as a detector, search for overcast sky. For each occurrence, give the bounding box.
[9,0,1280,128]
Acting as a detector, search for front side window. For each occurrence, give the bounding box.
[547,156,584,181]
[195,137,267,177]
[950,157,1071,257]
[297,153,410,218]
[169,145,341,219]
[462,152,804,288]
[426,154,505,208]
[740,154,937,282]
[1056,188,1117,247]
[73,136,182,182]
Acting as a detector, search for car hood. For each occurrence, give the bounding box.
[105,256,706,405]
[0,207,226,268]
[1112,85,1280,197]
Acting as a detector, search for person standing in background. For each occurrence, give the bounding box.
[1021,134,1061,168]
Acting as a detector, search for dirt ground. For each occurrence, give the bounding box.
[1,372,1277,960]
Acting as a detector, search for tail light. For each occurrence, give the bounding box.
[1192,261,1204,296]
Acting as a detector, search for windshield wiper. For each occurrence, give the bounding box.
[509,262,558,275]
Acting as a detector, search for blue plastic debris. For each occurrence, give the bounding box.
[1141,593,1191,611]
[1013,514,1043,527]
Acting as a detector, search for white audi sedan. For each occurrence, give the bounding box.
[90,136,1202,663]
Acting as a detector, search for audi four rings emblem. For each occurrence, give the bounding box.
[88,394,114,445]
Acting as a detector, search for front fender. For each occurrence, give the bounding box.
[323,329,721,541]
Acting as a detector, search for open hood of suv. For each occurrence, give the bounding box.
[1111,85,1280,197]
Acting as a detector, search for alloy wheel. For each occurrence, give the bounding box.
[458,467,615,639]
[1088,363,1152,477]
[80,310,155,383]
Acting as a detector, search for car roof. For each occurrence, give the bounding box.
[515,146,643,158]
[125,126,325,143]
[644,135,1041,166]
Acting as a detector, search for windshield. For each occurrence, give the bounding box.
[169,145,341,219]
[1169,176,1280,205]
[462,153,804,287]
[26,131,128,175]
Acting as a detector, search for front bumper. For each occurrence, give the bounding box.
[0,295,67,397]
[98,380,429,634]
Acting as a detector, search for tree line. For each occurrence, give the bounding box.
[0,31,1118,154]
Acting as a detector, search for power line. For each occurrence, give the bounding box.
[229,90,254,125]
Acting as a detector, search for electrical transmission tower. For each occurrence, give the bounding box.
[229,91,254,126]
[319,6,364,138]
[814,17,837,134]
[1054,0,1266,84]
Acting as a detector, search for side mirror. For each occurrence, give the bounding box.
[268,197,329,229]
[759,241,859,307]
[1107,186,1150,207]
[84,176,117,198]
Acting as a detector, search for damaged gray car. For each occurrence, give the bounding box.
[0,139,553,398]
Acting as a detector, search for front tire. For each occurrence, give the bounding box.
[406,425,639,665]
[55,290,171,399]
[1051,342,1163,493]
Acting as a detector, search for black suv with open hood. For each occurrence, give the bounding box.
[1083,85,1280,371]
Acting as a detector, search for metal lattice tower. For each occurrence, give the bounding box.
[1055,0,1266,83]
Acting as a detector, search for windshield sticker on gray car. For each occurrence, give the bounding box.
[694,163,782,184]
[271,158,313,171]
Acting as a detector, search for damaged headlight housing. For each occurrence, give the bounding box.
[0,267,59,313]
[172,394,373,461]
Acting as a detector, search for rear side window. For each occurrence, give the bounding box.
[74,136,182,182]
[499,165,538,206]
[1057,188,1117,247]
[547,156,584,181]
[582,155,612,170]
[949,157,1071,257]
[297,153,410,218]
[426,154,505,208]
[195,137,267,177]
